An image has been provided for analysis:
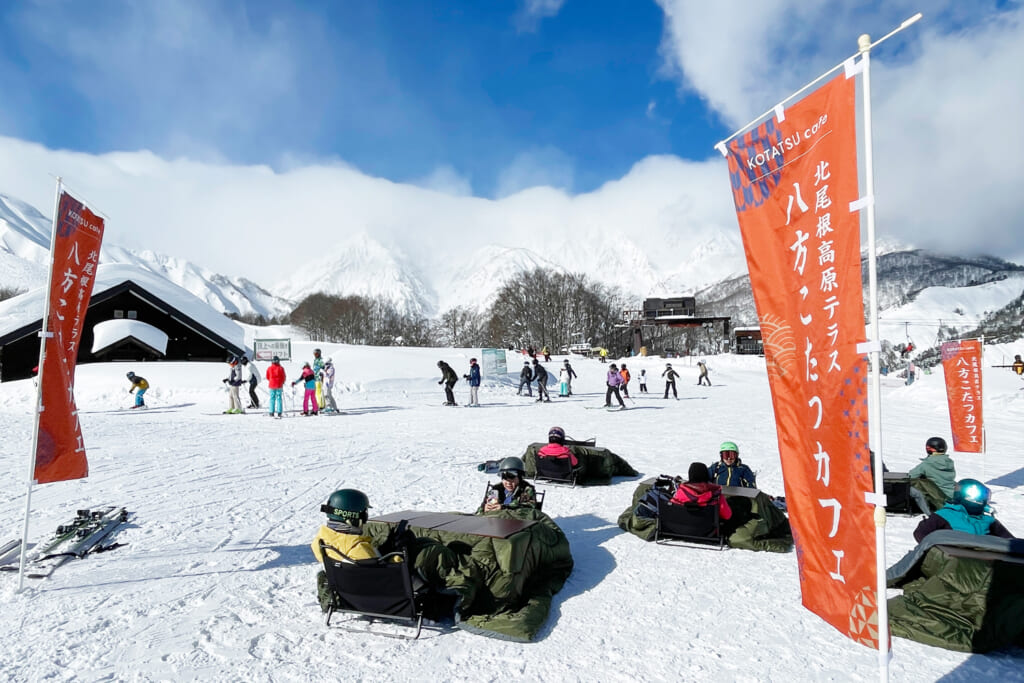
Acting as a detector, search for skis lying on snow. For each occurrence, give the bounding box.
[0,507,130,579]
[584,405,628,410]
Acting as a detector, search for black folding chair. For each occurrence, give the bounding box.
[655,496,727,550]
[883,475,915,515]
[319,541,424,639]
[533,456,580,487]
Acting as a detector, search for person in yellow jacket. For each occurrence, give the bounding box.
[126,371,149,409]
[313,488,379,611]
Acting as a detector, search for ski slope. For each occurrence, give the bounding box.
[1,342,1023,681]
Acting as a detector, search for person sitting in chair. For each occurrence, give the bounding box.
[537,426,579,468]
[913,478,1015,542]
[481,457,537,513]
[672,462,732,521]
[908,436,956,513]
[312,488,378,564]
[708,441,757,488]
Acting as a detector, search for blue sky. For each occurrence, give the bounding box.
[0,0,724,198]
[0,1,1022,283]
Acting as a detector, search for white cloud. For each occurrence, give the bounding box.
[409,165,474,197]
[495,147,575,198]
[515,0,568,32]
[655,0,1024,262]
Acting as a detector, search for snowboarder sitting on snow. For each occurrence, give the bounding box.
[126,371,149,409]
[437,360,458,406]
[292,362,318,415]
[708,441,756,488]
[913,478,1015,542]
[671,462,732,521]
[908,436,956,513]
[480,457,537,513]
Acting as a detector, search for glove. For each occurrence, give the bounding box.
[222,379,228,384]
[463,375,469,380]
[438,380,443,385]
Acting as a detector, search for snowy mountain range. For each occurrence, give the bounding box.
[4,189,1024,343]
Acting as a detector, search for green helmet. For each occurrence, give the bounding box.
[321,489,371,525]
[499,456,526,478]
[719,441,739,454]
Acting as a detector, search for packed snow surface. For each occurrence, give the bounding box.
[2,342,1023,681]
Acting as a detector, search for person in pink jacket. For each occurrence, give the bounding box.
[292,362,318,416]
[671,462,732,521]
[605,364,625,409]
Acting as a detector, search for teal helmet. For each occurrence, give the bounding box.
[719,441,739,454]
[953,479,991,515]
[321,489,371,525]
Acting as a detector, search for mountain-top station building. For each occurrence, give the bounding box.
[618,296,732,356]
[0,264,248,382]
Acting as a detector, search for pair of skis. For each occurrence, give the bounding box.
[0,507,130,579]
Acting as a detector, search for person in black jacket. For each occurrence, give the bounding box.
[532,358,551,402]
[437,360,458,406]
[517,361,533,396]
[563,359,578,395]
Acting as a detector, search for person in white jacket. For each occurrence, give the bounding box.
[558,367,571,397]
[322,358,339,413]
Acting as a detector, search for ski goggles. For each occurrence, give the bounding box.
[500,471,520,481]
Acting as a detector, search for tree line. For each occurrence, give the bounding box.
[285,267,626,349]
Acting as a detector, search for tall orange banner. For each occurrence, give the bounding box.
[34,191,105,484]
[725,75,879,647]
[941,339,984,453]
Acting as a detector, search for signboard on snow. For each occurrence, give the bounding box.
[254,338,291,361]
[480,348,506,378]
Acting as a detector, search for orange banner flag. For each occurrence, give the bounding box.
[940,339,984,453]
[34,191,105,484]
[724,74,879,647]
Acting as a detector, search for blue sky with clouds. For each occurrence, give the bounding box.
[0,0,725,198]
[0,1,1022,283]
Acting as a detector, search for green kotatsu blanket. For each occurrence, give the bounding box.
[886,530,1024,652]
[616,478,792,552]
[522,442,638,485]
[366,508,573,641]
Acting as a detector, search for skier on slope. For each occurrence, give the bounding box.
[532,358,551,402]
[605,363,625,409]
[322,358,339,413]
[463,357,481,406]
[518,361,533,396]
[292,362,318,415]
[312,348,326,409]
[437,360,459,406]
[222,357,245,414]
[265,355,286,418]
[563,359,577,395]
[697,360,711,386]
[619,363,631,398]
[241,356,260,409]
[639,368,648,393]
[126,371,149,409]
[662,363,679,399]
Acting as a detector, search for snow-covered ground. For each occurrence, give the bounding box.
[2,342,1023,681]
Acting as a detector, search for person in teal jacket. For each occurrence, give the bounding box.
[908,437,956,513]
[913,478,1014,541]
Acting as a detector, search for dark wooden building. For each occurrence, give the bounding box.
[0,265,248,382]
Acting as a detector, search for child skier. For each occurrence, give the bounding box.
[292,362,318,415]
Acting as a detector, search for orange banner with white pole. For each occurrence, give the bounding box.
[33,190,105,484]
[724,74,879,647]
[940,339,984,453]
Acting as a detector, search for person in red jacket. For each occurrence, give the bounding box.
[671,462,732,521]
[537,426,579,467]
[265,355,287,418]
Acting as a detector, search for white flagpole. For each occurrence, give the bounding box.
[17,177,63,592]
[858,34,892,683]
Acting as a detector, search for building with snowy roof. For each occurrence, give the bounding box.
[0,264,248,382]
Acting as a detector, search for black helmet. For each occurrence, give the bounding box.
[953,478,991,515]
[321,489,371,525]
[548,426,565,444]
[272,355,280,363]
[126,371,135,379]
[925,436,947,454]
[240,356,249,364]
[314,348,322,355]
[437,360,444,368]
[498,456,526,479]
